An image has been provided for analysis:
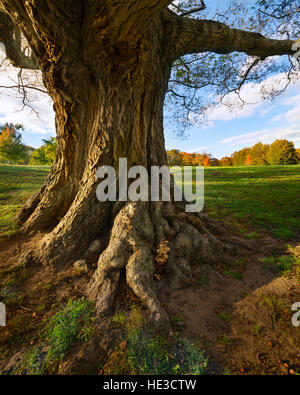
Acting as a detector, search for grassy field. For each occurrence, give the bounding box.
[0,165,49,237]
[0,164,300,239]
[204,165,300,239]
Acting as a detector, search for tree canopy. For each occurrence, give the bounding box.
[0,1,299,129]
[29,138,57,165]
[0,123,29,164]
[167,0,300,132]
[267,139,298,165]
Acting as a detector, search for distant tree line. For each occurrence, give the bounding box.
[167,150,219,167]
[0,123,57,165]
[167,140,300,167]
[1,124,299,168]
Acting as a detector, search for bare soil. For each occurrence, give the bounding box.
[0,231,299,375]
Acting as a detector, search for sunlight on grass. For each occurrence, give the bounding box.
[204,165,300,239]
[1,164,299,240]
[0,165,49,237]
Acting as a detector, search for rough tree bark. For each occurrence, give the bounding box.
[0,0,296,328]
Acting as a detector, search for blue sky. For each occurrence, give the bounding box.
[0,59,299,160]
[164,78,300,158]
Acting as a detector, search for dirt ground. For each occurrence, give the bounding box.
[163,258,300,374]
[0,231,300,375]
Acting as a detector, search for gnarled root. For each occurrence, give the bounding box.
[17,166,77,233]
[86,202,170,330]
[86,201,231,331]
[20,196,234,331]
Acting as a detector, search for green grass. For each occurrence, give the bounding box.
[259,253,300,277]
[204,165,300,239]
[1,164,299,240]
[126,328,207,375]
[112,311,127,327]
[21,346,46,375]
[219,313,230,321]
[253,323,261,336]
[218,335,232,346]
[16,298,94,374]
[223,269,244,280]
[108,307,208,375]
[0,165,49,237]
[45,297,94,361]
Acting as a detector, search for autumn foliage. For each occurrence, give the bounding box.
[168,140,300,167]
[167,149,218,167]
[0,124,30,164]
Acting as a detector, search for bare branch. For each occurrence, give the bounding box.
[237,57,261,91]
[0,84,47,94]
[258,8,300,20]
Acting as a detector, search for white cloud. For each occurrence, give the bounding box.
[0,55,55,139]
[280,93,300,106]
[221,125,300,147]
[208,71,300,150]
[207,72,300,123]
[187,146,216,153]
[271,105,300,124]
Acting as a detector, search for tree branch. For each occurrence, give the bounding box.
[258,7,300,20]
[173,16,296,60]
[0,11,38,70]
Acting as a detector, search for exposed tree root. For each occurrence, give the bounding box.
[17,167,78,232]
[18,196,256,332]
[86,201,233,330]
[86,202,170,330]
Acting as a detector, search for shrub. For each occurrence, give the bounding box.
[29,138,57,165]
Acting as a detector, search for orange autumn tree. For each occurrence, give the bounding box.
[0,124,29,164]
[245,154,253,166]
[203,157,211,167]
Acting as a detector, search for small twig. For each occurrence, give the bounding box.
[0,84,47,94]
[20,305,33,312]
[258,8,299,20]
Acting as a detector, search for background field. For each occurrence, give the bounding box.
[1,164,299,240]
[204,165,300,240]
[0,165,49,237]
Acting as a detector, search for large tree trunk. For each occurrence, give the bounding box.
[6,4,229,329]
[30,15,172,261]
